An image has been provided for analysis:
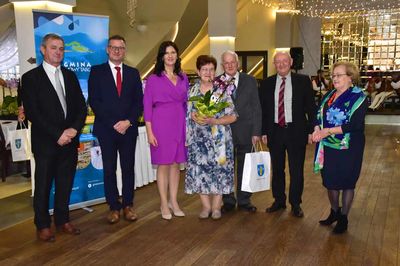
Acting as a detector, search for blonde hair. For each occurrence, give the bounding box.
[332,61,360,84]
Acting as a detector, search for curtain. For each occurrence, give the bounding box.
[0,23,18,72]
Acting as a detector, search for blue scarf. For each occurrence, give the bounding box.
[314,86,366,172]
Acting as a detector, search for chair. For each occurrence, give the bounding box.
[384,94,400,111]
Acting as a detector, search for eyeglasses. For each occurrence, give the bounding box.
[108,46,126,52]
[331,73,348,79]
[200,68,215,73]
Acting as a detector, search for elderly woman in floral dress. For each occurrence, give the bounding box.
[312,61,368,234]
[185,55,237,220]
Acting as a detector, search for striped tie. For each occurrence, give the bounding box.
[278,77,286,127]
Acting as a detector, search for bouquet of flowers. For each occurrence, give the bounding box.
[188,76,235,118]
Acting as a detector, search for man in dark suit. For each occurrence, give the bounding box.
[88,35,143,224]
[221,51,262,213]
[21,33,87,242]
[260,52,316,217]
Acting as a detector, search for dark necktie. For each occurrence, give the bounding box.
[230,77,237,99]
[278,77,286,127]
[115,66,122,96]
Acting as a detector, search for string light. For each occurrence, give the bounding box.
[251,0,400,17]
[251,0,295,10]
[127,0,138,28]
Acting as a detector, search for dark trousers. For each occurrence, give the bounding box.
[98,132,136,211]
[223,143,253,206]
[269,125,306,206]
[33,149,77,230]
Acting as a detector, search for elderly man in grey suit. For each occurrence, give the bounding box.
[221,50,262,213]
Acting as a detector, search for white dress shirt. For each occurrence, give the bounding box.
[109,61,123,86]
[42,61,65,96]
[224,71,240,87]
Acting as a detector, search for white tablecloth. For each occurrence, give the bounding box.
[0,120,18,147]
[116,126,157,191]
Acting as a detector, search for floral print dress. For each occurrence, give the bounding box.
[185,82,236,195]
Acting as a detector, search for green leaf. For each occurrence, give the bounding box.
[203,90,212,106]
[189,95,203,102]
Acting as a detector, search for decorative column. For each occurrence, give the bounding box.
[10,0,76,75]
[296,15,321,76]
[275,12,321,76]
[208,0,236,74]
[275,12,293,50]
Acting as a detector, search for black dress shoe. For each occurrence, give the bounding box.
[221,204,235,213]
[266,202,286,213]
[238,203,257,213]
[291,205,304,218]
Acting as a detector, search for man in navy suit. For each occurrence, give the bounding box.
[88,35,143,224]
[21,33,87,242]
[260,52,316,217]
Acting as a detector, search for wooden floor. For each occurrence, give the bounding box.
[0,124,399,265]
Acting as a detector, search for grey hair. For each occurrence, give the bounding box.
[273,51,292,61]
[41,33,64,47]
[221,50,239,62]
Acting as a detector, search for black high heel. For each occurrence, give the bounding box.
[333,214,348,234]
[319,208,341,226]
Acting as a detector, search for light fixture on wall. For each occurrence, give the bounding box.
[136,24,147,33]
[127,0,138,27]
[252,0,400,17]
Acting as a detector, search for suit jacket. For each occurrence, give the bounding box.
[21,65,87,156]
[229,72,262,145]
[88,63,143,138]
[259,73,316,145]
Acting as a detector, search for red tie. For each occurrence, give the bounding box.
[115,66,122,96]
[278,77,286,127]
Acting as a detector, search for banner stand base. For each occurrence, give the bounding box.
[82,207,94,213]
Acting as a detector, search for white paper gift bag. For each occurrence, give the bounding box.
[241,145,271,193]
[9,123,31,162]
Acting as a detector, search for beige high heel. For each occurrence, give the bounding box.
[168,202,185,217]
[198,209,211,219]
[211,210,222,220]
[160,207,172,220]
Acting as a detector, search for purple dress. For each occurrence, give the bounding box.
[143,73,189,165]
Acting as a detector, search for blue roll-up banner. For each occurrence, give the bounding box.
[32,10,109,209]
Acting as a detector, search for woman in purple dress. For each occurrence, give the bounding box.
[143,41,189,220]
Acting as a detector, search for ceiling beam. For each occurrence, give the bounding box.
[0,0,9,7]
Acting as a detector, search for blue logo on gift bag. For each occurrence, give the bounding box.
[15,139,21,149]
[257,164,265,177]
